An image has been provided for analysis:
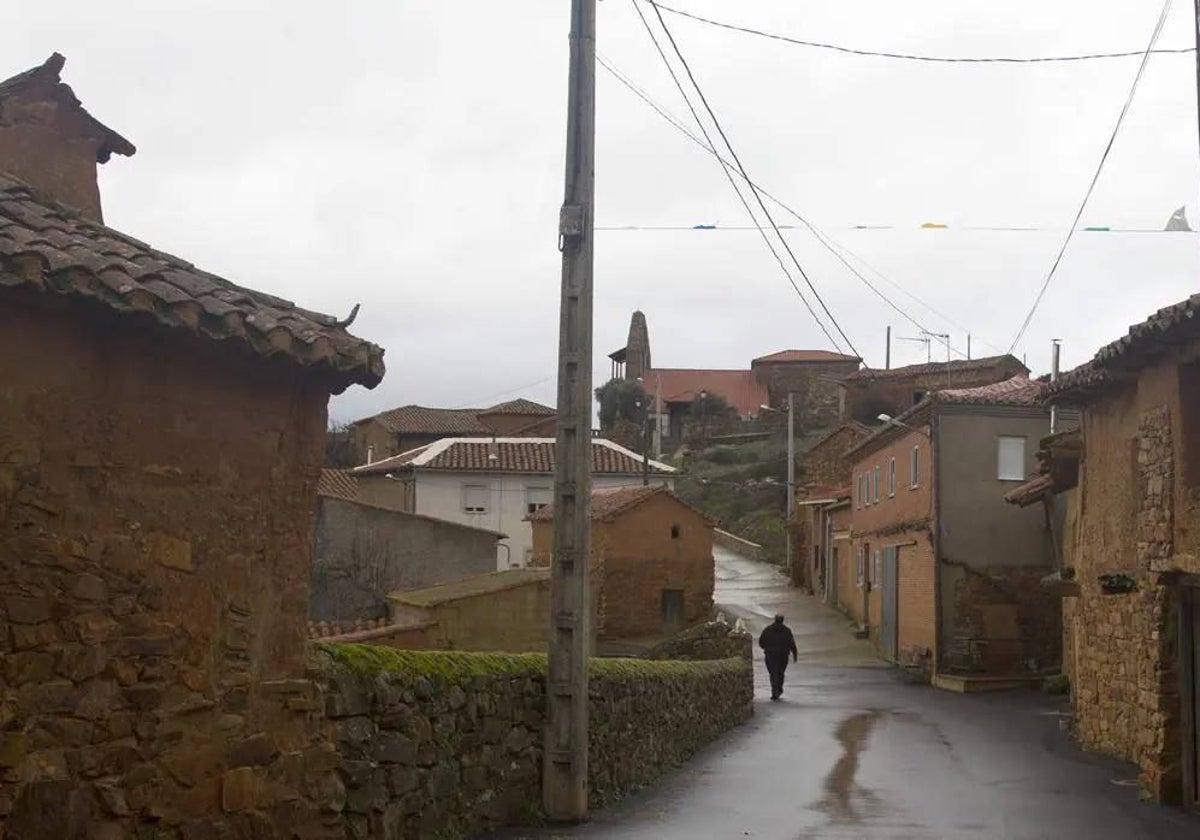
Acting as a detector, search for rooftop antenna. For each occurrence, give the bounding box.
[896,334,931,363]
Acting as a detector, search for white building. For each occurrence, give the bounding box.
[352,437,675,569]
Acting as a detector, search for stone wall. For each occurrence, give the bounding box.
[316,644,753,838]
[645,613,752,661]
[312,497,498,622]
[0,293,334,837]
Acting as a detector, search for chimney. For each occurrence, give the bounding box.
[0,53,135,223]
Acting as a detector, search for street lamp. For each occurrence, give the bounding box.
[877,413,931,439]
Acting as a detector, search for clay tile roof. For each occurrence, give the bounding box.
[752,349,861,365]
[841,354,1026,382]
[0,54,134,162]
[1003,474,1056,508]
[388,568,551,607]
[351,437,676,477]
[0,174,384,392]
[365,405,490,435]
[935,375,1047,406]
[317,468,359,502]
[479,398,555,416]
[647,368,768,417]
[527,484,713,524]
[1051,293,1200,399]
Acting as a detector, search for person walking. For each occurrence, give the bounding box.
[758,614,798,701]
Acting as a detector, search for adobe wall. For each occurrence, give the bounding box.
[351,419,397,464]
[311,497,497,622]
[759,361,860,431]
[799,424,868,490]
[417,579,553,653]
[316,645,753,839]
[1068,349,1199,802]
[0,292,337,837]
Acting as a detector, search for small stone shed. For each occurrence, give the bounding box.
[529,485,715,640]
[388,569,553,652]
[0,54,382,836]
[1044,293,1200,805]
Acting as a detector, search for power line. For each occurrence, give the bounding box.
[598,52,980,359]
[452,375,555,409]
[648,0,1195,65]
[626,0,847,353]
[1009,0,1175,353]
[642,0,865,362]
[596,223,1198,234]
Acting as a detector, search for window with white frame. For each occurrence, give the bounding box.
[887,458,896,497]
[910,444,920,489]
[873,465,880,503]
[525,485,552,515]
[863,472,871,507]
[855,545,864,587]
[997,436,1027,481]
[462,484,490,514]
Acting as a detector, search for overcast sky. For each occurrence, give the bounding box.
[8,1,1200,422]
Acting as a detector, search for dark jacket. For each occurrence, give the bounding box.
[758,622,798,660]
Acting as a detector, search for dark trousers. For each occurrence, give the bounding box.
[765,652,789,698]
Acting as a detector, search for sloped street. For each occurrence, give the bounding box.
[499,549,1200,839]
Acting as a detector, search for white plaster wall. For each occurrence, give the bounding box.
[414,471,675,569]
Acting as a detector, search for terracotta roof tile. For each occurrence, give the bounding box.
[935,375,1047,406]
[0,175,384,392]
[841,354,1026,382]
[317,469,359,502]
[352,437,675,477]
[527,484,712,524]
[479,398,555,416]
[752,349,861,365]
[366,405,490,436]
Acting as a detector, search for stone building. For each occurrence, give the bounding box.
[840,354,1028,427]
[529,485,715,639]
[844,376,1067,685]
[1036,293,1200,805]
[311,470,503,623]
[350,398,555,463]
[606,310,861,449]
[0,55,382,836]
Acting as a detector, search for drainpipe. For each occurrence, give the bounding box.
[1050,339,1061,435]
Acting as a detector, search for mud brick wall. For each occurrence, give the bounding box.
[940,564,1061,675]
[0,294,337,838]
[316,645,753,839]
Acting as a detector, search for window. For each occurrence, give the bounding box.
[997,436,1027,481]
[525,485,552,515]
[887,458,896,497]
[463,484,490,514]
[873,465,880,503]
[873,548,881,583]
[863,472,871,507]
[913,390,927,405]
[855,546,865,587]
[670,524,680,539]
[909,445,920,489]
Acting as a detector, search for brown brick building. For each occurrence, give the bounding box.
[843,376,1065,683]
[0,55,382,835]
[529,485,715,639]
[1038,294,1200,805]
[840,354,1028,426]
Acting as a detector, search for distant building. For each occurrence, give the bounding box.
[352,438,675,568]
[351,398,555,462]
[842,375,1071,685]
[529,485,715,640]
[311,469,503,623]
[607,310,861,447]
[839,354,1028,427]
[1035,293,1200,805]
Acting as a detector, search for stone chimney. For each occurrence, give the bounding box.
[0,53,135,223]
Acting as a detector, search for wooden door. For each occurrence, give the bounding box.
[880,546,899,662]
[661,589,685,634]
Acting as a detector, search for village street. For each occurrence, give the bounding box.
[498,548,1200,840]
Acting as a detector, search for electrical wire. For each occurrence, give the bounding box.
[598,52,978,359]
[648,0,1195,65]
[1008,0,1175,353]
[642,0,865,363]
[595,223,1198,234]
[627,0,848,354]
[451,376,556,410]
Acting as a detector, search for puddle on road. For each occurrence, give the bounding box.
[815,710,882,823]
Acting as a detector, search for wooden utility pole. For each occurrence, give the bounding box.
[785,392,795,574]
[545,0,595,822]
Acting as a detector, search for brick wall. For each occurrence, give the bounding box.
[800,424,869,490]
[312,497,498,622]
[0,292,335,837]
[849,427,933,534]
[897,534,936,668]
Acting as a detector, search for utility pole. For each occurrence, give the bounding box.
[545,0,595,821]
[785,392,795,574]
[885,325,891,370]
[1050,339,1061,434]
[967,334,972,361]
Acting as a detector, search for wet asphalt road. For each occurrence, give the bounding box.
[493,550,1200,839]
